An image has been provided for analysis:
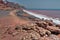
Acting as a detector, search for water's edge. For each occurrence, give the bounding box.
[23,9,60,24]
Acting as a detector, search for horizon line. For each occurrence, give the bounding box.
[26,8,60,10]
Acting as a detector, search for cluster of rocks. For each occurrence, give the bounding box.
[0,17,60,40]
[0,0,24,10]
[0,0,60,40]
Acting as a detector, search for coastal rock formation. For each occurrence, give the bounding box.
[0,0,60,40]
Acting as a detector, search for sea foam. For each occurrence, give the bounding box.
[23,9,60,24]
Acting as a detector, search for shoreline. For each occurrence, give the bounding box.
[23,9,60,24]
[28,10,60,18]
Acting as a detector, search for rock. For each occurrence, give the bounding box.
[49,34,60,40]
[36,27,51,37]
[45,20,54,26]
[36,21,47,28]
[46,26,60,34]
[28,30,40,40]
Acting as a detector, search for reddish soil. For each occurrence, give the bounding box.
[0,0,60,40]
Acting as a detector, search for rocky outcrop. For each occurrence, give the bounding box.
[0,0,60,40]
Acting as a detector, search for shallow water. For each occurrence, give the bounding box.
[23,9,60,24]
[29,10,60,18]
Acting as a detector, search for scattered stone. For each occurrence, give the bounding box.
[49,34,60,40]
[0,0,60,40]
